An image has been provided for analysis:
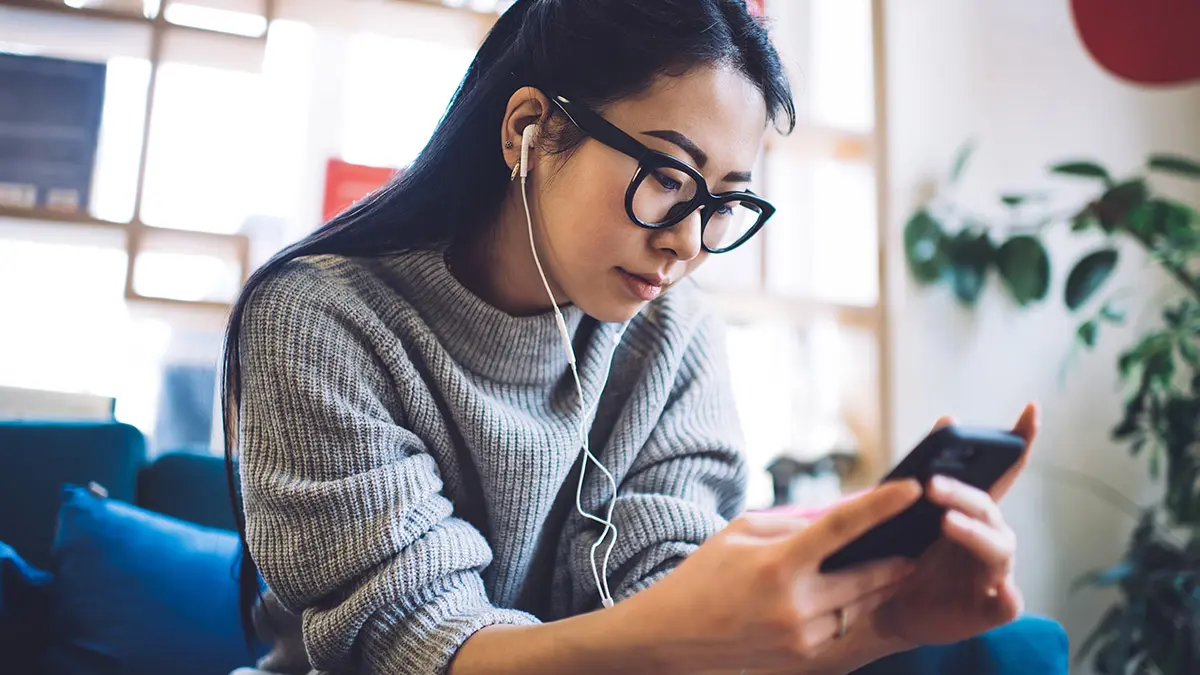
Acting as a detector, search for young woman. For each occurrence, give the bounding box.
[223,1,1040,673]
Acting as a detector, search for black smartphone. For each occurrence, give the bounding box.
[818,425,1025,573]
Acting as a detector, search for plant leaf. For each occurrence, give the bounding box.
[1180,339,1200,369]
[1130,198,1198,245]
[1149,153,1200,178]
[950,141,975,186]
[995,236,1050,305]
[1072,561,1134,593]
[1100,302,1126,324]
[1161,201,1200,248]
[1072,209,1099,232]
[1096,180,1149,233]
[1149,445,1160,479]
[903,209,948,283]
[1143,335,1175,390]
[1130,436,1146,456]
[947,229,994,305]
[1000,192,1047,208]
[1065,249,1119,311]
[1078,320,1099,348]
[1075,606,1124,663]
[1051,160,1113,185]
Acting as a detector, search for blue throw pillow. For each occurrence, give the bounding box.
[44,485,263,675]
[0,540,53,671]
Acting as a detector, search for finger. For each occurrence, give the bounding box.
[989,575,1025,622]
[811,557,915,615]
[931,415,956,433]
[1010,402,1039,443]
[793,479,922,561]
[738,512,811,538]
[803,581,899,648]
[943,510,1014,569]
[992,402,1039,500]
[927,476,1003,527]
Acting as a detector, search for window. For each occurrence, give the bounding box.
[705,0,885,508]
[340,33,474,169]
[0,2,312,453]
[0,1,489,453]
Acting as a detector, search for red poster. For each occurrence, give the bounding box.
[322,158,399,222]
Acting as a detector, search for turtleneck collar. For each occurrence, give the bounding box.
[384,247,593,385]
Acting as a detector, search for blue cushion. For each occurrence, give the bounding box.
[0,422,145,569]
[44,485,262,675]
[138,452,239,532]
[854,614,1069,674]
[0,540,53,671]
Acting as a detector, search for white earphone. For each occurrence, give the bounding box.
[517,123,621,609]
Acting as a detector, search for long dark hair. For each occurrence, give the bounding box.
[223,0,796,646]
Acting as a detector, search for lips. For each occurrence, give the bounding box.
[617,268,670,302]
[624,270,669,287]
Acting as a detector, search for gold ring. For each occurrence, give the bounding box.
[835,606,848,639]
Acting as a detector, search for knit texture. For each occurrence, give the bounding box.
[238,247,748,674]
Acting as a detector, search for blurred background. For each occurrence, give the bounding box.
[1,1,1198,673]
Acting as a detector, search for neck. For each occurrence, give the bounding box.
[449,181,570,317]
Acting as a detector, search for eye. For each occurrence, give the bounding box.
[714,203,735,216]
[652,170,682,191]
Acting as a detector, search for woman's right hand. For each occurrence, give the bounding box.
[617,480,923,675]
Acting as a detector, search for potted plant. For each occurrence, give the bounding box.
[903,146,1200,675]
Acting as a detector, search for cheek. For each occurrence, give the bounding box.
[544,153,637,252]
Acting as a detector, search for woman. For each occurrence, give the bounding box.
[224,1,1039,673]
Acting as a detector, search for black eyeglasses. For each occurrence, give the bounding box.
[550,94,775,254]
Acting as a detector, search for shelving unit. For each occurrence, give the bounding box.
[0,0,272,313]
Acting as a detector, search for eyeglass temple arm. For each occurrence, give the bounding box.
[551,95,654,164]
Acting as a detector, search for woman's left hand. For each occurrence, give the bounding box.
[871,403,1040,649]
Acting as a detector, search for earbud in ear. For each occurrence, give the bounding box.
[520,124,537,179]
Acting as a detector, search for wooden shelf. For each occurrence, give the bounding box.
[0,206,248,254]
[0,205,127,231]
[0,0,268,40]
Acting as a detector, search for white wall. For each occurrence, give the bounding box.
[882,0,1200,665]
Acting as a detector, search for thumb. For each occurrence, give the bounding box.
[787,479,922,563]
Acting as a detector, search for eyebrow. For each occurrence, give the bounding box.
[642,129,753,184]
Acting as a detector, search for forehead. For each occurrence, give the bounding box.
[600,65,769,170]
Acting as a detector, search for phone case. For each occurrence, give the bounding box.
[817,426,1024,573]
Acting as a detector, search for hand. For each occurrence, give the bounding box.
[872,403,1040,648]
[619,481,924,675]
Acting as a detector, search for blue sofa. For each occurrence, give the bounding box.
[0,421,1070,674]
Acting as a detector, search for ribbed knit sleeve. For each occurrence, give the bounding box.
[237,259,539,675]
[578,309,749,606]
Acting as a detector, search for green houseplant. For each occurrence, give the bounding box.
[903,146,1200,675]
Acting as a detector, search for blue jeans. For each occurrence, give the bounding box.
[853,616,1069,675]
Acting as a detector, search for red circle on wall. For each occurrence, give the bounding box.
[1070,0,1200,85]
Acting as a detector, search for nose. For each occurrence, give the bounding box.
[651,207,704,261]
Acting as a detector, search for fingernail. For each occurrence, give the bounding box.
[931,475,953,492]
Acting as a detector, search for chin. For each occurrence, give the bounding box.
[577,297,647,324]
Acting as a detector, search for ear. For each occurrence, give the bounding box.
[501,87,551,174]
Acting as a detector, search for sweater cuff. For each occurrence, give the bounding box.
[360,572,541,675]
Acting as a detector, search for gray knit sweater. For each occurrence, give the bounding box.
[237,247,748,674]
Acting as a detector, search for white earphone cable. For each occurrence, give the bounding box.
[520,141,620,609]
